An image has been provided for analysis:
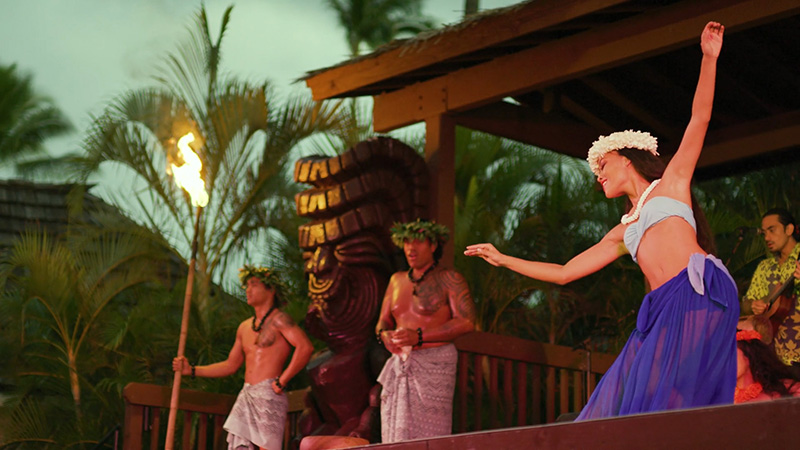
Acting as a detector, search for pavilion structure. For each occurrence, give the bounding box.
[302,0,800,263]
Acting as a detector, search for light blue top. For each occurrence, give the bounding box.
[624,196,696,263]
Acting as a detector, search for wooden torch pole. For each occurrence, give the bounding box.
[165,206,202,450]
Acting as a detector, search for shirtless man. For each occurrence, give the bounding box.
[173,265,313,450]
[376,219,476,443]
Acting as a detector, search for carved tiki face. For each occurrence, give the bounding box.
[302,234,393,350]
[294,137,430,351]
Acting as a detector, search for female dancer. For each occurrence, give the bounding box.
[465,22,737,419]
[735,329,800,403]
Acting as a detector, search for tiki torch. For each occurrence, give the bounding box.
[165,132,208,450]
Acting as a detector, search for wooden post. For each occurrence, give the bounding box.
[424,114,456,266]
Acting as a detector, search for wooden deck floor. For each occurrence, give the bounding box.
[349,398,800,450]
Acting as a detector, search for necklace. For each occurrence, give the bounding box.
[734,382,763,403]
[621,178,661,225]
[252,304,277,332]
[408,261,437,296]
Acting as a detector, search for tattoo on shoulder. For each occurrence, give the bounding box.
[273,311,296,329]
[441,270,476,321]
[439,270,467,291]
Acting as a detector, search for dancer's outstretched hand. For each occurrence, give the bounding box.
[701,21,724,58]
[464,243,504,267]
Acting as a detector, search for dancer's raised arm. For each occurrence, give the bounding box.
[661,21,724,192]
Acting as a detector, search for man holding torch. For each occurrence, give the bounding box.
[173,265,313,450]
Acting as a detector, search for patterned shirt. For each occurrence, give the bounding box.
[742,242,800,365]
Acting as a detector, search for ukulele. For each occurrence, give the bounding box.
[758,274,797,337]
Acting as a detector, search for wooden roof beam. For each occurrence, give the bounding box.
[372,0,800,133]
[453,102,599,158]
[581,76,680,142]
[716,71,781,118]
[699,110,800,168]
[304,0,632,100]
[581,76,681,141]
[559,94,615,135]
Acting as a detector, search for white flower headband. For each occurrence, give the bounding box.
[587,130,659,176]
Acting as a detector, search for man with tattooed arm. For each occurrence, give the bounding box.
[375,219,476,443]
[173,265,313,450]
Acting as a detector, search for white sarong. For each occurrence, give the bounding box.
[224,378,288,450]
[377,344,457,443]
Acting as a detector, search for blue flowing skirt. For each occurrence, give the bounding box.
[577,254,739,420]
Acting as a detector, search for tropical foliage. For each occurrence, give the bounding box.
[451,127,642,349]
[0,217,171,447]
[696,160,800,290]
[71,0,351,412]
[0,63,73,177]
[0,4,351,446]
[323,0,436,56]
[77,5,351,310]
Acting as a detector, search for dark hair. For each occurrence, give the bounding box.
[258,280,283,308]
[617,148,716,254]
[738,338,800,397]
[433,240,443,262]
[272,289,283,308]
[762,207,799,240]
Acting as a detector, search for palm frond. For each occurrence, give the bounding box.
[1,398,57,446]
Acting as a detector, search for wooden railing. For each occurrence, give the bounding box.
[122,332,617,447]
[453,331,617,431]
[122,382,306,449]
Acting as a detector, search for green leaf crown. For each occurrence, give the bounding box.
[238,264,285,294]
[390,219,450,248]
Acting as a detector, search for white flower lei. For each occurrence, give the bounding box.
[587,130,659,176]
[621,179,661,225]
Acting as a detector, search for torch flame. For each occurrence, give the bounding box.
[171,133,208,207]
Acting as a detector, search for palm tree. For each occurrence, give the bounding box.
[78,5,351,317]
[464,0,480,17]
[321,0,437,141]
[452,127,642,348]
[0,221,170,447]
[0,63,73,176]
[323,0,436,57]
[499,163,642,347]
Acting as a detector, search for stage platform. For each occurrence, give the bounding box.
[348,398,800,450]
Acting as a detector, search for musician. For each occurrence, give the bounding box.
[741,208,800,374]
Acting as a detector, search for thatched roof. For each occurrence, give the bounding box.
[303,0,800,178]
[0,180,117,247]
